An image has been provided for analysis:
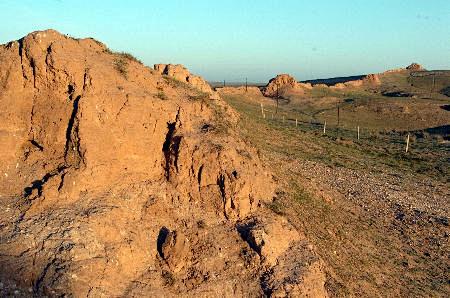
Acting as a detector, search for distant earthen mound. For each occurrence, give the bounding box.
[0,30,327,296]
[406,63,425,71]
[327,74,380,90]
[383,63,426,74]
[363,73,381,84]
[154,63,213,94]
[263,74,306,97]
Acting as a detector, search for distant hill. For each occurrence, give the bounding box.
[302,75,366,86]
[300,69,450,97]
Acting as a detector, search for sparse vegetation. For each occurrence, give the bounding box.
[109,50,144,79]
[220,79,449,296]
[157,90,168,100]
[116,51,142,64]
[104,47,113,54]
[112,51,145,79]
[156,86,168,100]
[188,92,209,101]
[266,199,285,215]
[113,57,129,78]
[163,75,192,89]
[204,100,232,135]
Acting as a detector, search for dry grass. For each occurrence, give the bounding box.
[111,51,143,79]
[116,51,143,64]
[113,58,128,78]
[221,89,449,297]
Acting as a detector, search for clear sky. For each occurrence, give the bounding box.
[1,0,449,82]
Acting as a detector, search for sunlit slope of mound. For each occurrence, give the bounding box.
[0,30,329,297]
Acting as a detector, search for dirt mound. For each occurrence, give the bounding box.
[0,30,327,296]
[154,63,213,94]
[265,72,381,95]
[330,74,380,90]
[363,73,381,84]
[298,82,313,90]
[263,74,305,97]
[237,212,328,297]
[330,81,362,89]
[406,63,424,71]
[382,63,425,74]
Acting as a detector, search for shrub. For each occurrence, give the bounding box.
[156,90,168,100]
[113,58,128,78]
[267,199,285,215]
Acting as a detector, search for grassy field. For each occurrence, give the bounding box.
[225,92,449,181]
[220,89,449,297]
[275,86,449,131]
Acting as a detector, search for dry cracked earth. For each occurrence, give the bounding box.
[0,30,330,297]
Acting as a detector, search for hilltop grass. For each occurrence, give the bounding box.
[112,51,143,79]
[115,51,142,64]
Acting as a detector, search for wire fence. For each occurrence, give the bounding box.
[257,103,449,155]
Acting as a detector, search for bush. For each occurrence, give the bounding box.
[113,58,128,78]
[157,91,168,100]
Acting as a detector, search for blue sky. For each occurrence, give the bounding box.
[1,0,449,82]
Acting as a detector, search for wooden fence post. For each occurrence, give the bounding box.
[405,133,410,153]
[357,126,360,140]
[323,121,326,134]
[295,118,298,127]
[337,105,340,138]
[430,74,435,98]
[338,105,341,129]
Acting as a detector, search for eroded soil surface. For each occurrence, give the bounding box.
[0,30,329,297]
